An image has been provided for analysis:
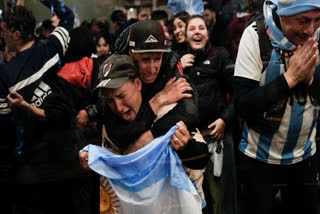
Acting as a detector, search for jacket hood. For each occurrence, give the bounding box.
[57,57,93,88]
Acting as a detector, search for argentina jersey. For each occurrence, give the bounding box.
[239,51,318,165]
[239,96,317,165]
[235,21,319,165]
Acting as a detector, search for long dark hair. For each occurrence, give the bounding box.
[170,11,190,36]
[173,11,190,23]
[170,11,190,54]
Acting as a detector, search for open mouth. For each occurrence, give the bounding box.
[143,72,157,81]
[193,37,202,42]
[120,110,132,121]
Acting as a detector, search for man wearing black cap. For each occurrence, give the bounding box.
[79,54,208,167]
[79,55,208,213]
[119,19,200,152]
[92,54,206,160]
[92,54,197,154]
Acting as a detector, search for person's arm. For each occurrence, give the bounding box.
[7,78,75,124]
[215,47,235,95]
[283,37,318,89]
[105,75,196,153]
[106,57,198,152]
[150,85,199,138]
[169,121,191,151]
[234,31,318,117]
[76,110,88,128]
[36,0,74,63]
[0,71,11,116]
[176,122,209,169]
[0,74,17,152]
[233,75,290,117]
[123,130,154,154]
[80,122,209,170]
[79,151,90,170]
[148,77,193,114]
[208,118,225,141]
[233,23,291,118]
[7,91,46,120]
[124,120,194,154]
[308,67,320,102]
[150,65,199,138]
[105,87,195,155]
[123,121,201,156]
[77,55,110,126]
[180,54,195,69]
[41,78,77,126]
[214,47,236,128]
[41,0,74,32]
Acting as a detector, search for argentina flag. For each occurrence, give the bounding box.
[81,126,203,214]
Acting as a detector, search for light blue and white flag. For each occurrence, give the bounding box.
[81,126,203,214]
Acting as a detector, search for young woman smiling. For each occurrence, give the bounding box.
[95,31,113,56]
[180,15,238,214]
[171,11,190,56]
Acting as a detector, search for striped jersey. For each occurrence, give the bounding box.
[0,26,70,156]
[235,22,318,165]
[0,26,69,115]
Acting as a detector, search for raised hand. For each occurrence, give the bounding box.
[7,91,28,110]
[79,151,90,170]
[76,109,89,128]
[161,77,193,103]
[284,37,318,88]
[149,77,193,114]
[170,121,190,151]
[180,54,195,69]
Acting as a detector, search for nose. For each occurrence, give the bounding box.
[304,21,315,37]
[194,27,201,34]
[148,60,157,73]
[114,99,124,113]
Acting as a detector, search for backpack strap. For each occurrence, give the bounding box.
[255,15,273,73]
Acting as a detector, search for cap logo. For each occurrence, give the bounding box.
[129,41,135,47]
[278,0,296,4]
[103,63,112,78]
[145,35,158,43]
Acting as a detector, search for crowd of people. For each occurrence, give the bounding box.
[0,0,320,213]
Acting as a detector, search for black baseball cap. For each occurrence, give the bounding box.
[129,20,170,53]
[95,54,138,90]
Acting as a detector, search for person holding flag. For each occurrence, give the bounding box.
[79,54,209,213]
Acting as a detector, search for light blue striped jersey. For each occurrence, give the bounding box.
[235,22,318,165]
